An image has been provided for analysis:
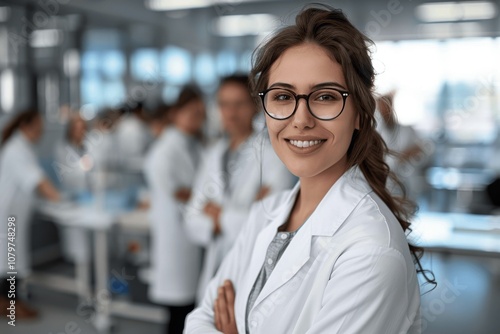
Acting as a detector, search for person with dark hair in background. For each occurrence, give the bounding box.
[143,85,206,334]
[184,75,295,305]
[187,5,433,333]
[0,109,60,319]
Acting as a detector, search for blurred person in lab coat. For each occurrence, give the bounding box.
[146,104,174,139]
[136,104,174,210]
[53,113,92,264]
[143,85,205,334]
[186,6,434,333]
[85,108,121,189]
[0,109,60,318]
[184,75,295,304]
[115,102,151,173]
[376,92,428,200]
[54,113,90,193]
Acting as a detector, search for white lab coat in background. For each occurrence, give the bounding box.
[377,118,428,200]
[186,167,421,334]
[84,128,122,191]
[85,128,116,171]
[377,120,422,172]
[143,127,203,305]
[0,132,44,278]
[54,141,90,264]
[54,141,88,192]
[184,132,296,303]
[115,114,151,172]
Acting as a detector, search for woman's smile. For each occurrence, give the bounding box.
[284,136,327,153]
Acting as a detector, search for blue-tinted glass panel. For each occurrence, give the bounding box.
[101,50,126,79]
[161,46,191,85]
[162,85,181,104]
[194,53,217,86]
[239,50,252,73]
[131,48,160,81]
[216,50,237,76]
[102,81,126,107]
[81,51,100,73]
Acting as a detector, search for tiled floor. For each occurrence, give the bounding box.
[1,253,499,334]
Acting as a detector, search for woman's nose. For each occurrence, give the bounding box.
[291,98,315,129]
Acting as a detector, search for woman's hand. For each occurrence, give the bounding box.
[175,187,192,203]
[203,202,222,235]
[214,280,238,334]
[255,186,270,201]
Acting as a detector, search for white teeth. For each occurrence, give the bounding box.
[289,140,323,148]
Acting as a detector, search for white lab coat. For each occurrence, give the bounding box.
[54,141,88,193]
[85,128,116,171]
[143,127,203,305]
[186,166,421,334]
[184,132,296,303]
[115,114,151,172]
[0,132,44,278]
[377,118,428,200]
[377,120,422,172]
[53,141,90,263]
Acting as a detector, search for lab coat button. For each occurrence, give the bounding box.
[267,258,273,265]
[250,320,258,328]
[280,233,288,239]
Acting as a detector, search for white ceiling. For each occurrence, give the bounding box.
[1,0,499,52]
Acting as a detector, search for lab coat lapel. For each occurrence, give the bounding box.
[251,221,312,309]
[237,183,300,318]
[171,128,198,173]
[250,167,373,311]
[216,139,229,200]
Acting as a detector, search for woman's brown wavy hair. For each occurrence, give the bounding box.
[1,109,40,146]
[250,5,435,287]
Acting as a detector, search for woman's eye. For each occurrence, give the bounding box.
[317,94,338,101]
[274,94,293,101]
[314,91,341,102]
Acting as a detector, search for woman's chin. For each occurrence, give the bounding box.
[286,165,322,179]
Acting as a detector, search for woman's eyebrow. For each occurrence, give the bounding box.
[268,82,295,89]
[312,82,348,90]
[267,81,347,91]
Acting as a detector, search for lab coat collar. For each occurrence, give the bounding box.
[308,166,373,236]
[264,166,373,236]
[247,166,373,312]
[14,130,34,147]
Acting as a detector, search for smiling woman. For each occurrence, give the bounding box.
[186,4,434,334]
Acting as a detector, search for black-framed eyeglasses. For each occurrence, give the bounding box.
[258,87,349,121]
